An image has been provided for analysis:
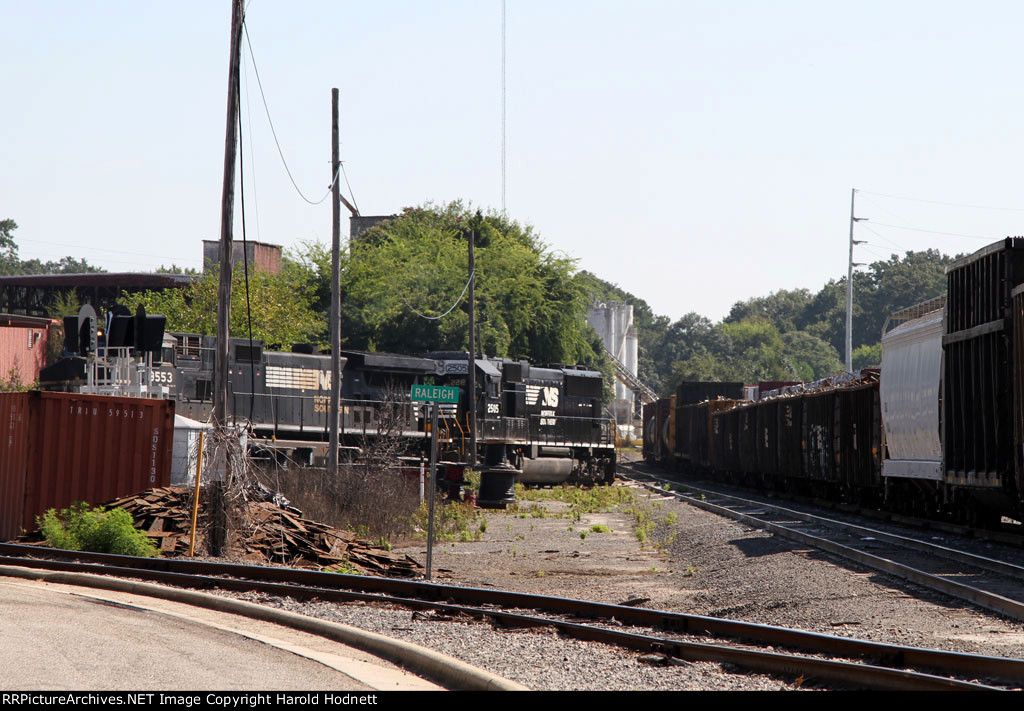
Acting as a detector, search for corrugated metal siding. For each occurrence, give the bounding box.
[755,400,779,476]
[0,392,175,540]
[880,310,943,465]
[943,329,1011,488]
[943,239,1024,490]
[0,325,51,386]
[836,383,881,488]
[0,393,32,540]
[777,398,804,479]
[738,405,758,474]
[803,391,837,482]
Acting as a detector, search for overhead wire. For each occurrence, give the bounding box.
[237,13,256,420]
[241,35,262,243]
[340,161,360,215]
[242,22,346,206]
[238,19,256,421]
[13,237,204,267]
[864,221,995,241]
[857,193,923,229]
[402,271,475,321]
[858,223,908,253]
[858,189,1024,212]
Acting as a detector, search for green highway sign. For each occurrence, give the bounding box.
[411,384,460,403]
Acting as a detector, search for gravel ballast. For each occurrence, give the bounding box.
[218,461,1024,690]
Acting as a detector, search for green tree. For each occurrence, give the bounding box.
[121,263,323,349]
[17,255,105,275]
[781,330,843,381]
[334,202,606,370]
[155,264,200,275]
[852,342,882,370]
[0,218,105,276]
[0,219,20,275]
[725,288,814,333]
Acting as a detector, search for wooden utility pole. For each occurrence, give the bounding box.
[329,88,342,476]
[466,229,477,466]
[214,0,244,427]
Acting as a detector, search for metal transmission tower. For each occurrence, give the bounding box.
[845,188,867,372]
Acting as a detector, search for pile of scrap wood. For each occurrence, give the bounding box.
[105,486,423,577]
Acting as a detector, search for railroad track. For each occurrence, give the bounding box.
[1,542,1020,690]
[620,462,1024,625]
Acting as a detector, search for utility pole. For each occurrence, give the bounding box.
[501,0,507,215]
[329,88,342,477]
[214,0,244,428]
[466,229,477,467]
[845,188,867,373]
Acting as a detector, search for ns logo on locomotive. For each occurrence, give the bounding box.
[40,305,616,486]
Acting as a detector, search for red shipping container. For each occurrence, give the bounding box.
[0,391,175,540]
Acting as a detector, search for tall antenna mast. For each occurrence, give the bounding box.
[501,0,506,214]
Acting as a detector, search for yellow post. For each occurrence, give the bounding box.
[188,431,206,556]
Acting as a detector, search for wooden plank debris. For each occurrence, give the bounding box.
[99,486,423,578]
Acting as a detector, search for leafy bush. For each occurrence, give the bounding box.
[37,502,159,557]
[412,500,483,542]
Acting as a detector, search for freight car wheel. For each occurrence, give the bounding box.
[603,459,616,485]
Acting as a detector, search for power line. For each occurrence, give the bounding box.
[241,38,263,243]
[501,0,507,214]
[403,271,475,321]
[242,22,345,207]
[340,161,359,215]
[859,223,908,253]
[866,221,996,241]
[14,237,204,266]
[859,189,1024,212]
[857,193,922,229]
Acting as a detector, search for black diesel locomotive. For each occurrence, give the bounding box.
[646,237,1024,528]
[41,319,615,484]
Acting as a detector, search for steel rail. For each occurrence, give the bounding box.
[1,543,1022,686]
[658,479,1024,580]
[625,474,1024,624]
[0,556,1000,691]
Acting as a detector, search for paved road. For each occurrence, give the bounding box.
[0,577,442,691]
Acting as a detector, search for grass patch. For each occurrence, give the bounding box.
[412,500,484,542]
[38,502,159,557]
[515,483,636,514]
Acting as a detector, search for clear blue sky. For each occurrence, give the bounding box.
[5,1,1024,324]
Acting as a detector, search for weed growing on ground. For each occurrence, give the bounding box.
[323,558,363,575]
[38,503,159,557]
[515,483,636,515]
[589,524,612,533]
[628,493,682,550]
[412,500,483,542]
